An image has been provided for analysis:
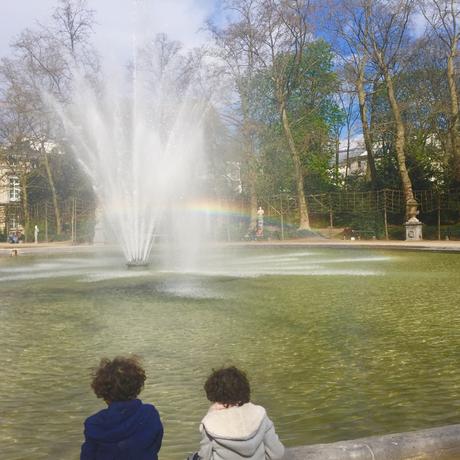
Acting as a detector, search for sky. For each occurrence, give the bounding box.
[0,0,221,63]
[1,0,429,62]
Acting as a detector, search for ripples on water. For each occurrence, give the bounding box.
[0,247,459,459]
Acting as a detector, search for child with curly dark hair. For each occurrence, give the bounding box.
[80,356,163,460]
[189,366,284,460]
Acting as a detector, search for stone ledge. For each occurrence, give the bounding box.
[284,424,460,459]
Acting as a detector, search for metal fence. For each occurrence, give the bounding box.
[303,189,460,214]
[2,188,460,242]
[1,197,96,243]
[257,188,460,240]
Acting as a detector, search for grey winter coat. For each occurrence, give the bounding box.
[197,402,285,460]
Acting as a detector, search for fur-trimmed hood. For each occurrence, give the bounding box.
[198,402,284,459]
[200,403,266,440]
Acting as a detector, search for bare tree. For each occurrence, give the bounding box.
[421,0,460,183]
[357,65,380,187]
[328,0,379,188]
[52,0,96,58]
[0,93,39,240]
[138,34,185,86]
[225,0,315,229]
[0,0,98,236]
[336,87,360,183]
[357,0,416,213]
[265,0,315,229]
[209,0,263,230]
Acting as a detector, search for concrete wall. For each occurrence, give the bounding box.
[284,424,460,460]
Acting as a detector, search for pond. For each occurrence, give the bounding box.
[0,246,459,459]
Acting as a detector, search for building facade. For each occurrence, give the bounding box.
[336,136,368,178]
[0,167,22,237]
[0,150,25,237]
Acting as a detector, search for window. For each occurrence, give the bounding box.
[8,215,18,230]
[9,177,20,202]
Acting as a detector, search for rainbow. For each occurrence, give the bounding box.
[184,198,252,218]
[101,198,252,218]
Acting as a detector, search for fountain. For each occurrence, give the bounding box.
[49,41,209,267]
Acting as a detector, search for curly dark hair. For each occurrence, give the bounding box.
[91,356,146,402]
[204,366,251,406]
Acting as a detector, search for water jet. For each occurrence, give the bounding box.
[48,37,209,268]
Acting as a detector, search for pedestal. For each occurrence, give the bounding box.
[405,217,423,241]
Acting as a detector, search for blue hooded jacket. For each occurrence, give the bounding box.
[80,399,163,460]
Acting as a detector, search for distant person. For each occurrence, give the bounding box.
[80,356,163,460]
[257,206,264,225]
[8,232,20,243]
[34,225,39,243]
[256,206,265,237]
[188,366,284,460]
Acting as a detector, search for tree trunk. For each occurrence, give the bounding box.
[447,35,460,183]
[43,148,62,236]
[279,102,310,230]
[240,114,258,232]
[345,131,351,181]
[356,65,378,188]
[335,134,340,186]
[381,66,414,210]
[248,170,258,230]
[20,174,30,242]
[239,82,259,232]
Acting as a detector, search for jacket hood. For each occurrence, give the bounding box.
[200,402,266,440]
[85,399,162,449]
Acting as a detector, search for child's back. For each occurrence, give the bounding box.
[199,401,284,460]
[192,366,284,460]
[80,356,163,460]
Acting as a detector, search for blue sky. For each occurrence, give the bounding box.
[1,0,222,62]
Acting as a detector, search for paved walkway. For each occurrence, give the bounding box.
[0,241,95,256]
[1,239,460,256]
[227,238,460,252]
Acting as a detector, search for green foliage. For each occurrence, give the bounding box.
[361,44,454,193]
[387,225,405,241]
[252,40,342,199]
[76,218,95,243]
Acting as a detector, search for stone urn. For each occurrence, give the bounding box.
[405,198,422,240]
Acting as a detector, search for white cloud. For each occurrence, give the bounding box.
[0,0,56,57]
[0,0,217,62]
[410,11,429,38]
[141,0,214,46]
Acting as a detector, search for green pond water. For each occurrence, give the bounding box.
[0,246,459,459]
